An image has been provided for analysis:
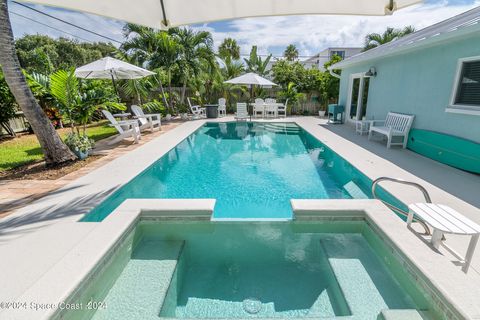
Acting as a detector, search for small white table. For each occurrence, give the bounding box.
[355,120,372,135]
[113,113,132,130]
[408,203,480,273]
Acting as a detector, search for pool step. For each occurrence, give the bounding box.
[380,309,432,320]
[343,181,369,199]
[320,234,417,319]
[261,123,302,134]
[91,240,184,320]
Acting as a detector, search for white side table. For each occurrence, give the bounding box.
[355,120,372,135]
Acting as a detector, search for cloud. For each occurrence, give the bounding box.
[8,0,480,57]
[197,0,480,57]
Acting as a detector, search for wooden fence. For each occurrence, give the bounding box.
[0,112,29,136]
[152,87,325,115]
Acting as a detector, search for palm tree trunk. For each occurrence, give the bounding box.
[180,81,187,104]
[0,0,75,165]
[158,82,169,109]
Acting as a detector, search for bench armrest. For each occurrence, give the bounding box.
[371,120,385,126]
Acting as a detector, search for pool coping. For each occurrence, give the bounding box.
[1,117,479,319]
[3,199,479,319]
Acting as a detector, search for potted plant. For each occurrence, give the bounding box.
[64,133,94,160]
[318,107,326,117]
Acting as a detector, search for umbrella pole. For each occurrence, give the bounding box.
[110,71,120,100]
[249,85,254,121]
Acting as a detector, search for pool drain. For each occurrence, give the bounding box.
[243,297,262,314]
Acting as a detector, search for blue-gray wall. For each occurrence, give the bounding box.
[338,33,480,143]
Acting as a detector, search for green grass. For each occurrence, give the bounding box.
[0,121,117,172]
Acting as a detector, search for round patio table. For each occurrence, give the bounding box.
[204,104,219,118]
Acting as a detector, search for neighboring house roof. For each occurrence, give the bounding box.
[330,6,480,70]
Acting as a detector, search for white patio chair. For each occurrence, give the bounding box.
[255,98,264,105]
[277,99,288,118]
[187,97,206,119]
[265,104,277,118]
[102,110,140,145]
[131,105,161,132]
[265,98,276,104]
[235,102,249,121]
[253,103,265,118]
[218,98,227,117]
[368,112,414,148]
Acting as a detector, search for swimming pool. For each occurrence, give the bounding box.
[65,220,438,320]
[84,122,378,222]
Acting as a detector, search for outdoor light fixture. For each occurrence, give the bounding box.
[366,67,377,77]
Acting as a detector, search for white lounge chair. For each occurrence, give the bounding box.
[265,98,276,104]
[131,105,161,132]
[408,203,480,273]
[102,110,140,145]
[277,99,288,118]
[235,102,249,121]
[187,97,206,119]
[368,112,414,148]
[218,98,226,117]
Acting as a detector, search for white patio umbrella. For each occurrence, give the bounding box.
[75,57,155,96]
[225,72,278,119]
[22,0,421,29]
[225,72,277,87]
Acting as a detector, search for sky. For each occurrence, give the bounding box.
[8,0,480,60]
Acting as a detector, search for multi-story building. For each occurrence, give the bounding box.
[302,47,362,70]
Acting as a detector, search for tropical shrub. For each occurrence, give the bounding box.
[0,72,17,136]
[142,99,166,116]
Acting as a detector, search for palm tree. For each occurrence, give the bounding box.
[169,27,215,103]
[284,44,299,61]
[244,46,272,76]
[0,0,75,165]
[122,24,181,109]
[363,26,415,51]
[221,57,244,79]
[218,38,240,61]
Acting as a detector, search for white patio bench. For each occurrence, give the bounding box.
[408,203,480,273]
[368,112,414,148]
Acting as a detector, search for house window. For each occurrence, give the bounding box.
[448,56,480,115]
[330,50,345,60]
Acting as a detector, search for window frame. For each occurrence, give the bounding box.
[448,55,480,116]
[330,50,345,60]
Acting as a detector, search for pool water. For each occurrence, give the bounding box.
[84,122,373,221]
[78,221,432,320]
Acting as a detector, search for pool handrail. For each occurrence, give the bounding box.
[372,177,431,235]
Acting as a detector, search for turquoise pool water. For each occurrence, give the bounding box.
[74,221,433,320]
[84,122,376,222]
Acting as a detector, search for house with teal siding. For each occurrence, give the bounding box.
[330,7,480,173]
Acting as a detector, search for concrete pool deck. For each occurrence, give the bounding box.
[0,116,479,319]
